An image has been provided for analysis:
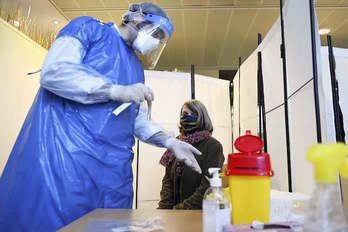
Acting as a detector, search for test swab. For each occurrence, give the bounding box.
[113,103,132,116]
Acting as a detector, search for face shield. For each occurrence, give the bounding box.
[122,5,174,69]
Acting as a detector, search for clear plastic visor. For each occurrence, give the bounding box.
[123,12,171,69]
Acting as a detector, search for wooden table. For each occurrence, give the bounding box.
[58,209,202,232]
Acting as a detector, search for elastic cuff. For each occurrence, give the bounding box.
[109,85,120,101]
[164,136,176,148]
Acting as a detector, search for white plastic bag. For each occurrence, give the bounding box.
[85,216,165,232]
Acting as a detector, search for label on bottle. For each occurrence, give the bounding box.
[203,200,231,232]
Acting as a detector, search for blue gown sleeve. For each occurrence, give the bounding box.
[40,17,113,104]
[134,103,166,143]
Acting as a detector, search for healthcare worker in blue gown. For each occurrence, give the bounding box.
[0,3,203,231]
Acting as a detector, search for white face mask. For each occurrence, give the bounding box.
[132,32,160,55]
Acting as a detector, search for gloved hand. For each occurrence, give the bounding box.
[166,138,202,173]
[109,83,154,103]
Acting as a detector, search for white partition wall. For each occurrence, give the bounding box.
[283,0,335,194]
[317,47,336,144]
[0,18,45,174]
[137,71,232,209]
[232,70,240,149]
[265,108,288,190]
[232,18,290,191]
[282,0,318,195]
[239,51,258,135]
[232,0,336,195]
[195,74,233,156]
[334,49,348,145]
[322,47,348,145]
[319,47,336,143]
[259,19,289,192]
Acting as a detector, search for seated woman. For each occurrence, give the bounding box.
[158,100,225,210]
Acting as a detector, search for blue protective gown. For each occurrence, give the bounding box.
[0,16,146,231]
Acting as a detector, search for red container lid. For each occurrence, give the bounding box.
[226,130,274,177]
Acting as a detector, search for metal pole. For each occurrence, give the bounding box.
[258,34,262,138]
[191,64,195,99]
[257,33,268,152]
[309,0,322,142]
[238,57,242,137]
[280,0,292,192]
[327,36,345,203]
[327,35,344,142]
[257,33,262,45]
[230,81,234,152]
[135,140,140,209]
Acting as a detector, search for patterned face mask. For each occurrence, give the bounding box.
[180,114,198,133]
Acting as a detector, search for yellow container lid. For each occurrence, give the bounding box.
[340,158,348,179]
[307,143,348,183]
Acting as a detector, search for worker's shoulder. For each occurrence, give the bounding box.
[68,16,105,27]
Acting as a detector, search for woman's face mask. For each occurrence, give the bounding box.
[180,112,198,134]
[132,32,160,55]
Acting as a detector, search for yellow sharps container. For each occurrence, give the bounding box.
[226,130,274,224]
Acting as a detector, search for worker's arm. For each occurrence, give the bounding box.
[40,36,113,104]
[41,17,153,104]
[134,105,202,173]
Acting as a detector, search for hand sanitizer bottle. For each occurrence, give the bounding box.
[203,168,231,232]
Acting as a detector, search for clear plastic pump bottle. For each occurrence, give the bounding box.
[203,168,231,232]
[303,143,348,232]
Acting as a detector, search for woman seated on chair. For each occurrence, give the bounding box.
[158,99,225,210]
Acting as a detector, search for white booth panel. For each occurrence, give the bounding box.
[288,84,316,195]
[330,48,348,145]
[195,74,232,156]
[144,70,191,124]
[240,117,258,137]
[239,51,258,122]
[266,107,288,191]
[284,0,313,94]
[259,19,284,112]
[232,71,241,148]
